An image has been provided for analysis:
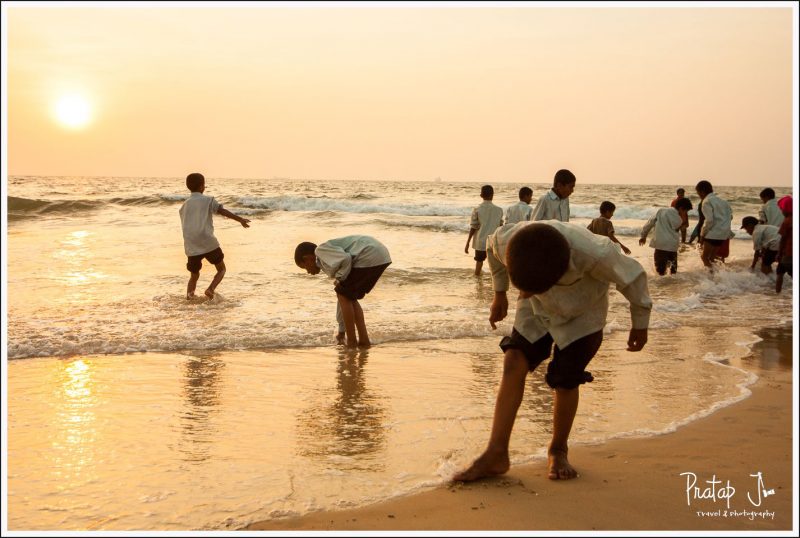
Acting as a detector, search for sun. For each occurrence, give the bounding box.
[54,94,92,129]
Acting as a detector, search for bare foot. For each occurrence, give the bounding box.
[358,339,371,348]
[452,450,510,482]
[336,332,346,345]
[204,288,214,300]
[548,447,578,480]
[186,292,196,300]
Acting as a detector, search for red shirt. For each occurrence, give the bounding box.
[778,215,792,258]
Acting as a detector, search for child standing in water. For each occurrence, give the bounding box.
[465,185,504,276]
[295,235,391,348]
[587,201,631,255]
[179,173,251,300]
[454,221,651,482]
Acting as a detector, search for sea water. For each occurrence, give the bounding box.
[5,176,794,529]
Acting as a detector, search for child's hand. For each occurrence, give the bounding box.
[622,245,631,255]
[638,238,646,246]
[489,291,508,329]
[627,328,648,351]
[240,218,251,228]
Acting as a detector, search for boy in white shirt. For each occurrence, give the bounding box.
[465,185,504,276]
[638,197,693,275]
[454,221,651,482]
[179,173,251,300]
[531,169,575,222]
[741,216,782,275]
[758,188,784,227]
[505,187,533,225]
[295,235,391,348]
[695,180,734,270]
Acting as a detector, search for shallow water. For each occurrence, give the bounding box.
[5,176,794,529]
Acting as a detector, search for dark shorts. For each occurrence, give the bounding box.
[186,247,224,273]
[473,250,487,262]
[776,255,792,276]
[335,263,391,301]
[499,328,604,390]
[654,249,678,275]
[761,249,778,267]
[703,238,725,247]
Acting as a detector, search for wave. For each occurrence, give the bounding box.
[7,194,191,218]
[236,195,470,217]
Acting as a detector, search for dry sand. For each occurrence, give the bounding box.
[248,328,795,532]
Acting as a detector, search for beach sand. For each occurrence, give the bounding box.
[248,327,795,531]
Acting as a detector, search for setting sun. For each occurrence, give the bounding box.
[53,94,92,129]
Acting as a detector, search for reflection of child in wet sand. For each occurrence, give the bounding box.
[295,235,391,348]
[454,221,651,482]
[179,173,251,300]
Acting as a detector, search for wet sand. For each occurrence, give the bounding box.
[248,326,795,531]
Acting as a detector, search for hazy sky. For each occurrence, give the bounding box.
[4,3,797,185]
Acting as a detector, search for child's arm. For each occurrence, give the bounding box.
[638,215,656,246]
[486,232,511,328]
[217,207,251,228]
[590,245,652,352]
[465,228,477,254]
[465,208,480,253]
[609,233,631,255]
[751,249,761,269]
[315,243,352,281]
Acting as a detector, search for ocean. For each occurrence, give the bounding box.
[5,176,794,530]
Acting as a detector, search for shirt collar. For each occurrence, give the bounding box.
[547,189,560,201]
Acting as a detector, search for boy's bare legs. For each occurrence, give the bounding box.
[474,260,483,276]
[453,349,528,481]
[205,261,226,298]
[548,387,580,480]
[187,271,200,299]
[337,293,358,348]
[776,272,784,293]
[352,300,370,348]
[700,242,718,270]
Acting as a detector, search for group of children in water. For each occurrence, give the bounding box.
[178,170,792,484]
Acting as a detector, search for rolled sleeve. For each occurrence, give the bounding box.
[589,243,652,330]
[470,207,480,230]
[315,243,353,281]
[487,240,510,292]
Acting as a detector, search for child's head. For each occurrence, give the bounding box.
[674,197,693,211]
[740,216,759,235]
[186,172,205,193]
[777,195,792,217]
[518,186,533,204]
[480,185,494,200]
[759,187,776,203]
[676,188,685,198]
[674,196,692,216]
[552,169,576,199]
[599,201,616,218]
[506,223,570,296]
[294,242,320,274]
[695,180,713,199]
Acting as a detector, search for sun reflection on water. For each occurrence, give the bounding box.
[51,359,99,489]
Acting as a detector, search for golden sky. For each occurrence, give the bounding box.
[4,3,796,185]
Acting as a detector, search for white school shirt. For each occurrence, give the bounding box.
[531,189,570,222]
[640,207,683,252]
[758,199,784,227]
[469,201,504,251]
[505,201,533,225]
[752,224,781,252]
[700,193,734,241]
[179,192,222,256]
[315,235,392,282]
[486,220,652,349]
